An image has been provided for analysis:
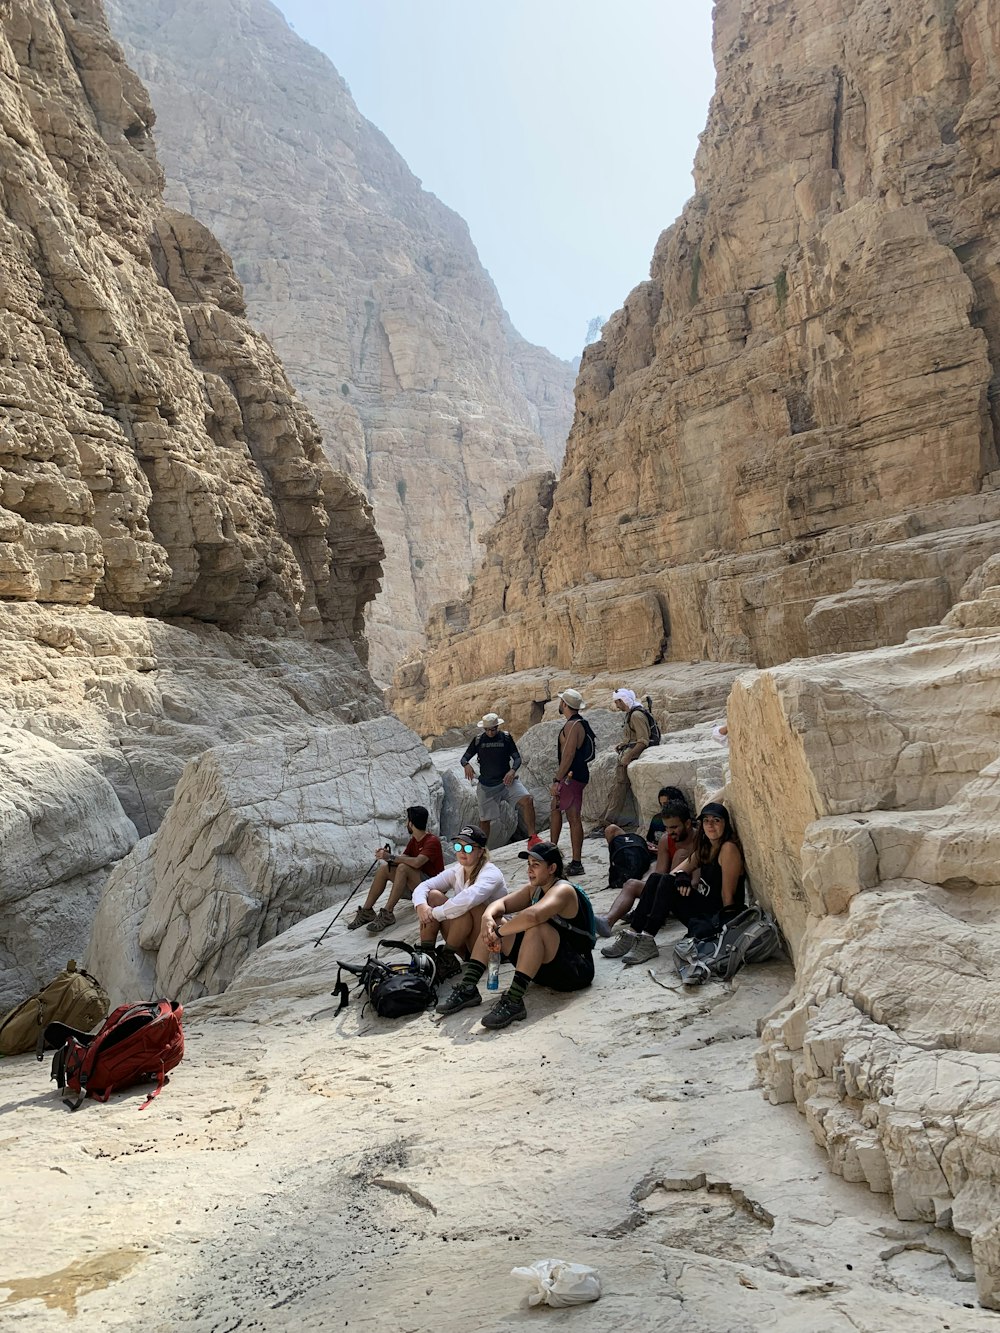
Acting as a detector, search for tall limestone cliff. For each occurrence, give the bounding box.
[0,0,385,1006]
[105,0,577,681]
[393,0,1000,738]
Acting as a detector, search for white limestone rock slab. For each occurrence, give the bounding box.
[0,725,137,1010]
[85,715,442,1004]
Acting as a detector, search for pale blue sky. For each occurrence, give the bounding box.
[272,1,716,360]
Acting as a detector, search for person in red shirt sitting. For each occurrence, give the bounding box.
[347,805,445,934]
[597,799,697,939]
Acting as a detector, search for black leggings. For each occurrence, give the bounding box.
[631,873,725,936]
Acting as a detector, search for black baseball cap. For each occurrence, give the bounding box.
[518,841,561,867]
[452,825,488,848]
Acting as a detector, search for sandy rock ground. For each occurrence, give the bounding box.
[0,849,994,1331]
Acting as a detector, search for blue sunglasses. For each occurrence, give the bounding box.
[453,841,476,855]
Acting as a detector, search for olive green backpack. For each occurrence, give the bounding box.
[0,961,109,1058]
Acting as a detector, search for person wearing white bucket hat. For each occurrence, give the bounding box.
[460,712,541,849]
[550,689,596,877]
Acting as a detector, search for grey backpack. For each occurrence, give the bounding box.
[673,906,782,985]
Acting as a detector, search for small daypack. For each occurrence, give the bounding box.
[334,940,437,1018]
[627,698,661,747]
[0,960,108,1058]
[607,832,653,889]
[673,907,782,985]
[47,999,184,1111]
[577,718,597,765]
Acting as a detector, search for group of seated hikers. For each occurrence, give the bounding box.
[342,778,745,1032]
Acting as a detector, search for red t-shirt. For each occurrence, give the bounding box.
[405,833,444,878]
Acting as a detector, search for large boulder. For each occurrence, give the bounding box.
[0,726,137,1010]
[732,558,1000,1307]
[627,723,730,824]
[86,715,441,1004]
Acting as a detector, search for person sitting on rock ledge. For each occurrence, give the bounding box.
[604,801,745,967]
[436,840,595,1029]
[348,805,445,934]
[550,688,595,878]
[596,797,697,938]
[461,712,541,849]
[411,825,507,958]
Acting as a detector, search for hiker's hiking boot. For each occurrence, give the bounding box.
[526,834,543,850]
[347,905,376,930]
[365,907,395,934]
[623,934,660,966]
[481,992,527,1029]
[436,982,482,1015]
[601,929,636,958]
[565,860,585,877]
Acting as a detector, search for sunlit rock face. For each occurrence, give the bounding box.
[392,0,1000,737]
[0,0,383,1000]
[736,556,1000,1309]
[106,0,577,682]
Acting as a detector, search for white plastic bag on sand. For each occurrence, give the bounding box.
[511,1258,602,1307]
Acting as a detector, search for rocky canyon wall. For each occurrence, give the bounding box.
[738,555,1000,1309]
[0,0,385,1007]
[393,0,1000,739]
[105,0,577,682]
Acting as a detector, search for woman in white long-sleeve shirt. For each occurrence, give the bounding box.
[412,824,507,956]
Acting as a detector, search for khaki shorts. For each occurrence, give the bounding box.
[477,778,531,821]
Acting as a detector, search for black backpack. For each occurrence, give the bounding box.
[577,717,597,763]
[333,940,437,1018]
[607,832,653,889]
[627,697,661,747]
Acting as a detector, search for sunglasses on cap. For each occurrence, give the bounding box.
[453,841,476,854]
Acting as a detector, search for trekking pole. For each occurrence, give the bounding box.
[313,844,392,947]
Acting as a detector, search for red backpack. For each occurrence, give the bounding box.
[47,1000,184,1111]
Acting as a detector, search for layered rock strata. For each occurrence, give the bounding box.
[0,1,383,1002]
[106,0,576,680]
[730,555,1000,1307]
[394,0,1000,736]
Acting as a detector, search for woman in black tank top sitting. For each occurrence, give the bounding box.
[609,801,746,968]
[436,841,595,1030]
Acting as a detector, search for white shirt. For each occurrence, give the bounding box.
[412,861,507,921]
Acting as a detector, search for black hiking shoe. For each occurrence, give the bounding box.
[565,860,585,877]
[481,992,527,1030]
[436,983,482,1015]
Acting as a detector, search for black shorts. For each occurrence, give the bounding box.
[505,931,594,992]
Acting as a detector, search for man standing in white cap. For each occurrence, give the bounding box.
[549,688,596,877]
[461,712,541,849]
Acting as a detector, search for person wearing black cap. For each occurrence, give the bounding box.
[410,825,507,957]
[607,801,745,966]
[435,840,596,1028]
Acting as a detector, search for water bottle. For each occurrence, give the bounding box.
[486,951,501,991]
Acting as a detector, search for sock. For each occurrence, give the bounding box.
[506,970,532,1004]
[459,959,486,989]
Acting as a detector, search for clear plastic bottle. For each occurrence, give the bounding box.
[486,950,501,991]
